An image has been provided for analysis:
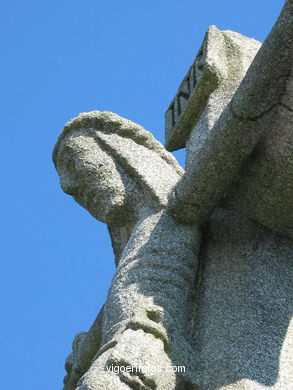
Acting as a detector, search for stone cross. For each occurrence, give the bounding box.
[53,1,293,389]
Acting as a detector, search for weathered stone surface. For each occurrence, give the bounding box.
[166,1,293,389]
[53,111,199,389]
[53,1,293,390]
[53,111,183,221]
[191,209,293,390]
[165,26,261,152]
[77,329,176,390]
[185,28,261,167]
[63,307,104,390]
[102,210,200,383]
[77,210,200,389]
[53,110,183,266]
[168,0,293,240]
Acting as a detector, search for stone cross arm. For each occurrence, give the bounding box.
[168,0,293,239]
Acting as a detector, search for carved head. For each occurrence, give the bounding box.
[53,111,183,226]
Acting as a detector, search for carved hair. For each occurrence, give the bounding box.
[53,110,182,176]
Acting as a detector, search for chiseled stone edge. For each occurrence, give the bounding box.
[168,0,293,227]
[165,26,222,151]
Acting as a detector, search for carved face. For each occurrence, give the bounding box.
[55,130,139,225]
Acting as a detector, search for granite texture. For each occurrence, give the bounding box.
[168,0,293,241]
[191,209,293,390]
[167,1,293,389]
[77,209,200,390]
[53,1,293,389]
[165,26,261,152]
[63,307,104,390]
[53,110,183,267]
[54,111,199,389]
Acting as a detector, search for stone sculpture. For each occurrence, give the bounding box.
[53,1,292,389]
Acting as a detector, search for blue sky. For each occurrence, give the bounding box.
[0,1,284,389]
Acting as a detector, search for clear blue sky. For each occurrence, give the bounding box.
[0,1,284,389]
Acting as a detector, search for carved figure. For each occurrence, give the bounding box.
[53,1,293,389]
[53,112,200,389]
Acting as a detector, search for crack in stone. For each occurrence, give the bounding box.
[171,189,219,210]
[230,100,293,122]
